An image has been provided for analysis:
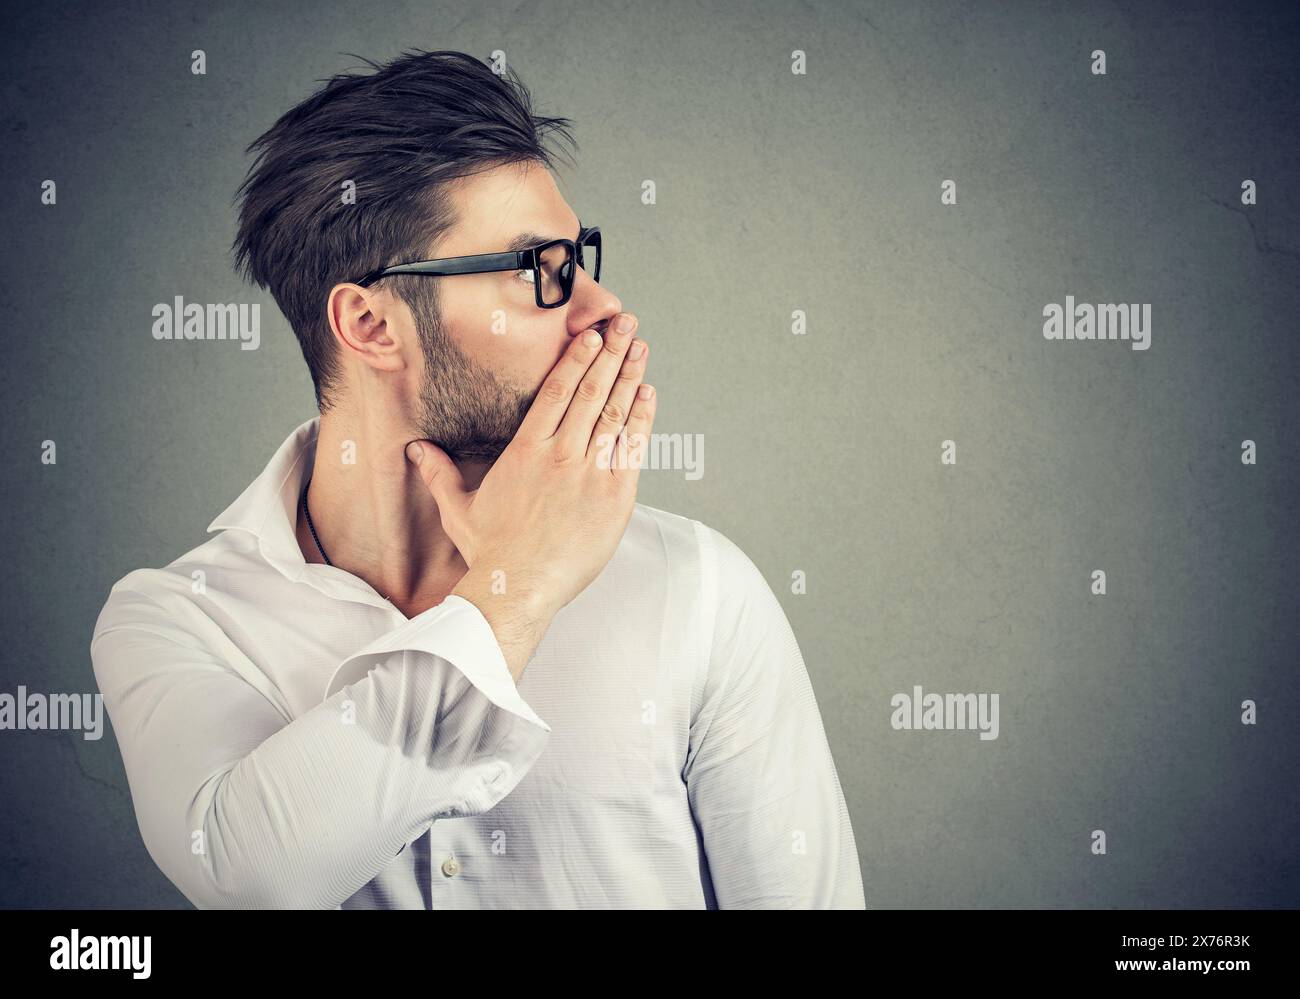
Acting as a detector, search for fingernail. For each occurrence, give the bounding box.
[583,330,602,347]
[614,314,634,335]
[628,340,645,360]
[406,442,422,465]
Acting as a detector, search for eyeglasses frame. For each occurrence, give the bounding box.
[353,224,602,310]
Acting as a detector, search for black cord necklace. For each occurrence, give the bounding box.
[301,475,332,566]
[302,476,394,605]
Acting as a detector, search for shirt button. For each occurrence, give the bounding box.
[440,856,461,877]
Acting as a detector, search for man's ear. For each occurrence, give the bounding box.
[327,283,407,374]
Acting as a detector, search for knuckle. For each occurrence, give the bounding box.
[599,399,625,425]
[576,377,602,402]
[542,376,568,403]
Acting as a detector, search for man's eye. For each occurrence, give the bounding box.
[515,268,536,285]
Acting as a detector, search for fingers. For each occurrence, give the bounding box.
[612,381,656,487]
[405,439,469,535]
[554,313,639,456]
[514,325,610,443]
[587,336,648,461]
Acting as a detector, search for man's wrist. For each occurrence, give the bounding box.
[450,564,558,681]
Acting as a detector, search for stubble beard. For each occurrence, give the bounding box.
[413,313,537,465]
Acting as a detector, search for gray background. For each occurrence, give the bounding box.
[2,0,1297,907]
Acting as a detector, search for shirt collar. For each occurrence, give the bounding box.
[206,416,321,584]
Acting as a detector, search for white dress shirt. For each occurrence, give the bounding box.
[90,417,865,909]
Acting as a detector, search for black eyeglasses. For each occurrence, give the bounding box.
[354,224,601,309]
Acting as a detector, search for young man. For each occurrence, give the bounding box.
[90,49,865,909]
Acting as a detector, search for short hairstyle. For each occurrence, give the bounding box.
[230,49,577,411]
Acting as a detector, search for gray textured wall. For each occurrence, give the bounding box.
[1,0,1297,908]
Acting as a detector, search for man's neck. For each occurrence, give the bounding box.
[294,408,488,614]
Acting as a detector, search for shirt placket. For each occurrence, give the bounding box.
[428,823,469,907]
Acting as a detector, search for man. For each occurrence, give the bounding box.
[90,49,865,909]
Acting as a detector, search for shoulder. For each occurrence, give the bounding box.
[90,529,261,644]
[625,502,775,609]
[627,500,743,553]
[623,501,732,573]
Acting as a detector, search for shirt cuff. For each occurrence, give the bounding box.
[321,593,550,734]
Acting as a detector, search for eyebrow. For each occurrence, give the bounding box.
[503,220,584,254]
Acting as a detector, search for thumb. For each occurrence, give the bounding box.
[406,440,469,530]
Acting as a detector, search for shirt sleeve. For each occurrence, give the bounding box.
[90,587,550,910]
[684,523,866,909]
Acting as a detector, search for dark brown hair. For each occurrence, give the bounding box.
[230,49,577,410]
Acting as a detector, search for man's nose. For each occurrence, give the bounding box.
[568,267,623,337]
